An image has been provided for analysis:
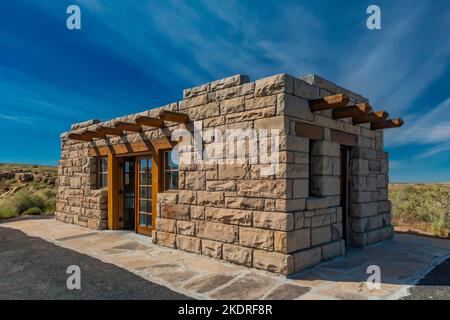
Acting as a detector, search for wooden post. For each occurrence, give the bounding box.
[107,152,120,230]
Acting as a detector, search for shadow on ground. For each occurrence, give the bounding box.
[0,226,191,300]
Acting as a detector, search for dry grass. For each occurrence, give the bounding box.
[0,163,57,219]
[390,183,450,237]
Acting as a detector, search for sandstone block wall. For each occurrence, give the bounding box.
[57,73,393,276]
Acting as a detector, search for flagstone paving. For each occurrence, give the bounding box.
[1,217,449,300]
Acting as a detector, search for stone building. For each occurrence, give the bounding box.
[56,73,403,275]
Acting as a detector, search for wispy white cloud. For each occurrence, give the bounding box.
[385,97,450,147]
[340,2,450,116]
[0,113,33,124]
[421,141,450,158]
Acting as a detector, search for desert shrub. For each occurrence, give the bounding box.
[0,199,19,219]
[391,185,449,236]
[14,191,45,213]
[22,207,42,215]
[34,188,56,213]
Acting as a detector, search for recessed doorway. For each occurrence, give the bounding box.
[114,154,155,236]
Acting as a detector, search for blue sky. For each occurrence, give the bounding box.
[0,0,449,182]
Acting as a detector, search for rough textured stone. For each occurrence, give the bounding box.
[196,221,238,243]
[160,204,190,220]
[255,74,294,96]
[225,197,264,210]
[176,235,201,253]
[204,207,252,226]
[222,244,252,267]
[197,191,224,207]
[239,227,274,250]
[253,211,294,231]
[311,226,331,246]
[253,250,294,275]
[201,239,223,259]
[294,247,322,272]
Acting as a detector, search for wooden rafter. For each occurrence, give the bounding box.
[135,115,164,128]
[309,94,349,112]
[113,121,142,133]
[371,118,404,130]
[332,103,372,120]
[352,110,389,125]
[83,130,106,139]
[96,126,123,136]
[159,110,189,123]
[68,133,93,142]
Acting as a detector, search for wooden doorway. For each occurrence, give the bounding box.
[340,146,350,242]
[118,157,136,230]
[136,155,153,236]
[108,150,161,236]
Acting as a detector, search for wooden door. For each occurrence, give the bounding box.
[136,155,153,235]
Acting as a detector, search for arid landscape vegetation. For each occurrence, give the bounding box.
[0,163,57,219]
[390,183,450,238]
[0,163,448,238]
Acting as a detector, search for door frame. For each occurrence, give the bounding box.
[135,154,153,236]
[340,146,350,243]
[107,147,164,235]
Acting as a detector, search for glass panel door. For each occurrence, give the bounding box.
[137,156,153,235]
[122,158,135,230]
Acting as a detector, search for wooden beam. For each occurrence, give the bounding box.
[88,138,174,157]
[330,129,357,146]
[352,110,389,125]
[68,133,93,142]
[135,115,164,128]
[309,94,350,112]
[295,122,324,140]
[84,130,106,139]
[107,152,120,230]
[159,110,189,123]
[96,126,123,136]
[332,103,372,120]
[371,118,404,130]
[113,121,142,133]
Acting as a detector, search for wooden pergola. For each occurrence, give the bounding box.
[68,93,403,142]
[68,111,189,142]
[309,94,404,130]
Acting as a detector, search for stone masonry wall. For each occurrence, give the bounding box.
[55,145,108,229]
[57,73,393,276]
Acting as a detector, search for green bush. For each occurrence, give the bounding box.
[0,187,57,219]
[14,191,45,213]
[391,185,449,236]
[33,188,56,213]
[0,200,19,219]
[22,207,42,215]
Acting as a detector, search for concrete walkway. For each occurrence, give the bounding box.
[1,217,449,300]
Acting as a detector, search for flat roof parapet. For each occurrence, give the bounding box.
[183,74,250,99]
[300,74,369,104]
[70,119,101,131]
